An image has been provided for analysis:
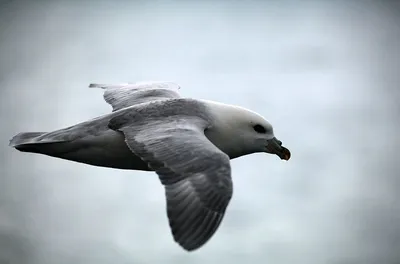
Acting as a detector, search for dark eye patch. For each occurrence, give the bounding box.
[253,124,266,134]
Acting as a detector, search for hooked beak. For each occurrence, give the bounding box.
[266,137,291,161]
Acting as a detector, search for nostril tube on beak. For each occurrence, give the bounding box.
[272,137,282,146]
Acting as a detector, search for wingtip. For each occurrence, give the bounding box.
[88,83,132,89]
[180,243,201,252]
[88,81,181,91]
[88,83,102,88]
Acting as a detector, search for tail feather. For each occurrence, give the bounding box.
[9,132,46,147]
[8,132,64,154]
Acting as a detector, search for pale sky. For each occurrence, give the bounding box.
[1,1,399,264]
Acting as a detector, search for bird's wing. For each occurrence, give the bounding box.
[89,81,181,111]
[108,99,233,251]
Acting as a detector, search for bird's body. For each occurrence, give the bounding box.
[12,109,151,170]
[10,81,291,251]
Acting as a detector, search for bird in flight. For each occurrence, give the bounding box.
[9,81,291,251]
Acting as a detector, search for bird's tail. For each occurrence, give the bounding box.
[9,132,48,152]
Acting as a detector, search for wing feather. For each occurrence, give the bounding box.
[89,81,181,111]
[108,101,233,251]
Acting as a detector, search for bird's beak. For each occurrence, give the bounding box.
[266,137,291,161]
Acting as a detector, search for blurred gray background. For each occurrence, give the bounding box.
[1,0,399,263]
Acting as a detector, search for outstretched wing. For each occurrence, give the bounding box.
[89,81,181,111]
[108,100,233,251]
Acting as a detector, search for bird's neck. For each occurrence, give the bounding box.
[202,100,252,159]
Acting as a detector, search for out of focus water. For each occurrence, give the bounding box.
[1,1,399,264]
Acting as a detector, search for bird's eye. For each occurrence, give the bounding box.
[253,124,266,134]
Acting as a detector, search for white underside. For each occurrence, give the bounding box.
[42,129,151,171]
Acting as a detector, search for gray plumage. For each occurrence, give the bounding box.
[9,81,291,251]
[89,81,181,111]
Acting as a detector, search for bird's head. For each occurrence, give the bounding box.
[205,101,291,160]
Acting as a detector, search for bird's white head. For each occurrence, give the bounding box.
[204,101,291,160]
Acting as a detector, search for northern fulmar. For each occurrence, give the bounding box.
[9,81,291,251]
